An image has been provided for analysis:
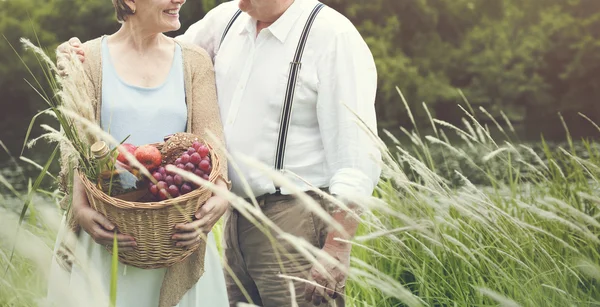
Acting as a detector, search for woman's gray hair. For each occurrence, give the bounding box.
[112,0,135,22]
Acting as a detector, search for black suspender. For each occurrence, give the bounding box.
[275,3,324,172]
[219,9,242,47]
[219,3,326,192]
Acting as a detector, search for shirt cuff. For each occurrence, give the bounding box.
[329,168,375,199]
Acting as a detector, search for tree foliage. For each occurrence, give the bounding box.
[1,0,599,158]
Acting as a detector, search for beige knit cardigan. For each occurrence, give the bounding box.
[57,36,228,307]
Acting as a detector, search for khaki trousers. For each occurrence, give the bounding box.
[223,191,345,307]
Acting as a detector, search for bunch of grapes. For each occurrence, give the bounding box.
[148,141,212,201]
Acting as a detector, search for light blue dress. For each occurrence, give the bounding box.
[47,37,228,307]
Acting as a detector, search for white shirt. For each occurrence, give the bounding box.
[178,0,381,198]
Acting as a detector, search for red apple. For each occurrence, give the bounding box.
[117,143,137,165]
[134,145,162,171]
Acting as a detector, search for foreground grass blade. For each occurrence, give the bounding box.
[4,145,59,275]
[110,232,118,307]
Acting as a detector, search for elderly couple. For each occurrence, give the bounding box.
[49,0,381,306]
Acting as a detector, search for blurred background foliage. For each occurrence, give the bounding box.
[1,0,599,185]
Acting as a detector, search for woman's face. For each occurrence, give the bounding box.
[132,0,186,33]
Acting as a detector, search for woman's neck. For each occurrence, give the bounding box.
[110,23,168,53]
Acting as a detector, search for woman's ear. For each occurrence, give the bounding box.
[125,0,136,14]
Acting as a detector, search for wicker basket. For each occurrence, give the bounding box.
[78,139,221,269]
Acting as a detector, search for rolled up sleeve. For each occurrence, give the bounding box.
[316,29,382,198]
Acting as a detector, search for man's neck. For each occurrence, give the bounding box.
[255,0,295,35]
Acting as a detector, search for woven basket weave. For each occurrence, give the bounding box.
[78,139,221,269]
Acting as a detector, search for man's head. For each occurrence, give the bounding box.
[238,0,295,23]
[111,0,186,33]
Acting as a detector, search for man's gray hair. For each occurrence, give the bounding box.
[112,0,135,22]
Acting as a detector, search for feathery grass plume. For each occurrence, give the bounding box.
[422,102,438,138]
[576,259,600,281]
[433,118,478,142]
[458,104,498,148]
[482,147,509,162]
[516,200,600,244]
[519,144,549,170]
[480,106,509,139]
[476,287,521,307]
[500,110,516,134]
[541,197,600,228]
[461,117,480,143]
[396,86,416,129]
[578,112,600,133]
[383,129,401,145]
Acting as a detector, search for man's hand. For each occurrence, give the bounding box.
[172,179,229,247]
[304,243,351,306]
[56,37,85,76]
[76,206,137,251]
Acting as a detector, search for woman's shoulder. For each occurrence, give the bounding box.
[175,39,213,68]
[81,36,105,55]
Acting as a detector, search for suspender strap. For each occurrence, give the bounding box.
[274,3,325,173]
[220,9,243,47]
[273,3,325,193]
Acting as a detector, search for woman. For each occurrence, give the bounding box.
[47,0,230,306]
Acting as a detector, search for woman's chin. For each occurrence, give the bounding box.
[159,23,181,33]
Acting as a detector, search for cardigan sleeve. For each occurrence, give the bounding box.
[188,49,229,186]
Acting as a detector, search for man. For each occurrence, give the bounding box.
[58,0,381,306]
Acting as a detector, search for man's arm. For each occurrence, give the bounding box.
[316,28,381,205]
[304,26,381,304]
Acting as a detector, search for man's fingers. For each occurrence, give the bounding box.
[312,283,324,306]
[194,199,214,219]
[325,282,335,298]
[304,283,316,303]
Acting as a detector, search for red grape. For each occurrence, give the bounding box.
[180,153,190,164]
[199,160,210,172]
[185,162,195,171]
[157,181,168,190]
[152,172,163,181]
[149,184,158,195]
[157,166,166,175]
[187,147,196,155]
[174,174,183,186]
[158,189,169,200]
[202,174,209,181]
[190,152,201,165]
[198,145,209,158]
[181,183,192,195]
[192,141,200,150]
[177,163,185,169]
[168,185,180,197]
[194,169,204,178]
[175,158,182,165]
[165,175,174,186]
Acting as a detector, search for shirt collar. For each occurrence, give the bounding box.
[238,0,311,43]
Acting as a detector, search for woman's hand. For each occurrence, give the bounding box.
[72,173,137,250]
[172,179,229,247]
[75,206,137,251]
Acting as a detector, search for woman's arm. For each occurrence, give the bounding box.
[173,48,230,245]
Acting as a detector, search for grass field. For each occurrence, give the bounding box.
[1,99,599,307]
